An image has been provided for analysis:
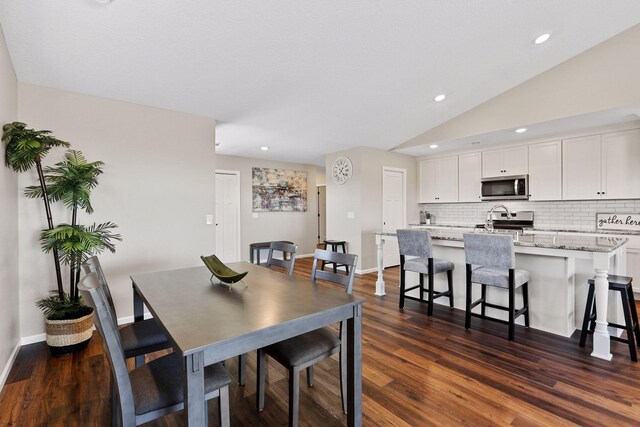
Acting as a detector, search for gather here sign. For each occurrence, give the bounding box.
[596,213,640,232]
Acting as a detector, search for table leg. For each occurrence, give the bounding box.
[184,352,206,425]
[250,247,254,264]
[133,284,144,323]
[347,305,363,427]
[592,268,612,360]
[375,235,386,296]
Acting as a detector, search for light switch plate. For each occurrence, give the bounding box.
[206,214,213,225]
[252,213,259,219]
[347,211,355,219]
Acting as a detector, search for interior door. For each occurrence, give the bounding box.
[215,172,240,262]
[383,169,404,268]
[317,185,326,242]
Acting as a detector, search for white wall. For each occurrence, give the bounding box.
[17,84,216,337]
[400,23,640,149]
[216,155,318,259]
[0,23,19,387]
[325,147,418,271]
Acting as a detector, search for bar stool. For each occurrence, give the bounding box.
[396,229,454,316]
[321,240,349,274]
[579,275,640,362]
[463,233,530,341]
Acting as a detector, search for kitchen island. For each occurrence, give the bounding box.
[374,227,628,361]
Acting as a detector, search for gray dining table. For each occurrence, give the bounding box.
[130,261,365,426]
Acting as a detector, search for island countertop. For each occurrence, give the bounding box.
[408,223,640,236]
[376,229,627,253]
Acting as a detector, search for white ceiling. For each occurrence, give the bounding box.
[1,1,640,166]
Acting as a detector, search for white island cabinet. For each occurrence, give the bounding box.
[374,229,628,361]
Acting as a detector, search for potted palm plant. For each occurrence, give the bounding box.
[3,123,121,355]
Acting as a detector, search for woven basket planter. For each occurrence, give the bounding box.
[45,310,94,356]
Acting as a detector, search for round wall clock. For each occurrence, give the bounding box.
[332,156,353,185]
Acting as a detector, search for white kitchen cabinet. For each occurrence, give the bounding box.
[563,129,640,200]
[528,140,562,201]
[418,156,458,203]
[458,152,482,202]
[482,146,528,178]
[601,129,640,200]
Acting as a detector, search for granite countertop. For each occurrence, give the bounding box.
[377,228,628,253]
[408,223,640,236]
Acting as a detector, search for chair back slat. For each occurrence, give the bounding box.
[463,233,515,269]
[78,273,136,424]
[266,241,297,276]
[396,229,433,258]
[82,256,118,327]
[311,249,358,294]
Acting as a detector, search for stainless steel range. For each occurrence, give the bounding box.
[476,210,534,231]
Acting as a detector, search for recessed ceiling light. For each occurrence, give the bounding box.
[430,144,438,149]
[94,0,112,4]
[515,128,527,133]
[534,33,550,45]
[434,94,446,102]
[260,146,269,151]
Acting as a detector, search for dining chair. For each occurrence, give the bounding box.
[79,272,232,427]
[256,248,358,427]
[238,241,298,386]
[83,256,171,367]
[266,241,298,275]
[463,233,530,341]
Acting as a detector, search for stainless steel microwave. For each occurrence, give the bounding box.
[481,175,529,201]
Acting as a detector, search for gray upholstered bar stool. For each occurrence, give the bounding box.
[397,229,454,316]
[463,233,530,341]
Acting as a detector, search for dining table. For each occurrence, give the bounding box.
[130,261,365,426]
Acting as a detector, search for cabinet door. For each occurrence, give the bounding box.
[562,135,602,200]
[418,159,437,203]
[436,156,459,203]
[503,146,528,175]
[482,149,503,178]
[529,141,561,200]
[458,152,482,202]
[601,129,640,199]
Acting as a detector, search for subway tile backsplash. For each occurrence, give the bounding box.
[419,199,640,231]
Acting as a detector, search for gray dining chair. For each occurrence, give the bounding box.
[238,241,298,386]
[83,256,171,367]
[78,272,232,427]
[396,229,454,315]
[256,248,358,427]
[463,233,530,341]
[266,241,298,276]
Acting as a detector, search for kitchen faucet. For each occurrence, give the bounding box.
[485,204,512,232]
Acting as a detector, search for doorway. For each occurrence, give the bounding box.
[382,167,406,268]
[317,185,326,242]
[215,170,241,262]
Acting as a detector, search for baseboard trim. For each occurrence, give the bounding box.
[356,267,378,275]
[296,253,315,259]
[0,339,21,392]
[20,333,47,346]
[117,312,153,325]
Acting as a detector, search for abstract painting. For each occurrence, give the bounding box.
[252,167,308,212]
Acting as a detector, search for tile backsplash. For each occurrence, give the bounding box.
[419,199,640,231]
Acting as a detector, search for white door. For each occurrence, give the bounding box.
[503,146,528,175]
[458,153,482,203]
[529,140,562,201]
[215,171,241,262]
[317,185,326,242]
[601,129,640,200]
[383,168,405,268]
[563,135,602,200]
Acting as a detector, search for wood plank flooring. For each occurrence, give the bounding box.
[1,258,639,426]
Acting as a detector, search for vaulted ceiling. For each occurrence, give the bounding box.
[1,1,640,165]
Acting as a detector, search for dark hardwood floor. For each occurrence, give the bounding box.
[1,258,639,426]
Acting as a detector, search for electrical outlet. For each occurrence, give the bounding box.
[252,213,259,219]
[206,214,213,225]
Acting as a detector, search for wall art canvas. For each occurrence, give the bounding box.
[252,167,308,212]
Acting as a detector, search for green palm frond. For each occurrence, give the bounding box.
[3,122,70,172]
[40,223,122,268]
[33,150,104,213]
[36,292,93,320]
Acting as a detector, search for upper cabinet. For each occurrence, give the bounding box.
[482,146,528,178]
[418,156,458,203]
[529,140,562,201]
[458,152,482,202]
[563,129,640,200]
